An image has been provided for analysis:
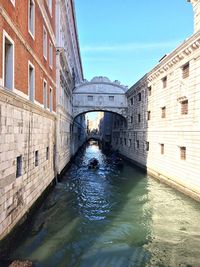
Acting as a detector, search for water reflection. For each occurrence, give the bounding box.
[5,142,200,267]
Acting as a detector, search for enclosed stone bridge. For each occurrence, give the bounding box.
[72,77,128,119]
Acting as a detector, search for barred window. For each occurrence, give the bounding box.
[181,100,188,115]
[147,111,151,120]
[162,76,167,88]
[16,155,22,178]
[35,150,39,166]
[160,144,164,155]
[148,86,152,96]
[180,147,186,160]
[182,63,189,79]
[161,107,166,118]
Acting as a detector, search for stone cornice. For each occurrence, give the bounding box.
[0,5,56,88]
[148,31,200,82]
[0,87,56,121]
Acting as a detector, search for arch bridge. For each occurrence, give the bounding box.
[72,77,128,119]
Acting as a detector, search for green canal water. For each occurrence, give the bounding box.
[4,143,200,266]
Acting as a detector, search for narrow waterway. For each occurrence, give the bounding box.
[5,142,200,266]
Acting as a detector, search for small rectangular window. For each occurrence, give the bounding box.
[16,155,22,178]
[181,100,188,115]
[88,95,93,101]
[147,111,151,121]
[146,142,149,151]
[136,140,139,149]
[138,114,141,123]
[162,76,167,88]
[138,92,141,101]
[46,147,49,160]
[49,41,53,68]
[3,32,14,90]
[120,138,123,145]
[128,139,132,147]
[180,146,186,160]
[28,62,35,102]
[160,144,164,155]
[130,98,133,105]
[43,27,47,59]
[35,150,39,166]
[148,86,152,96]
[161,107,166,118]
[49,87,53,112]
[28,0,35,37]
[130,116,133,123]
[182,63,189,79]
[124,138,127,146]
[109,96,114,101]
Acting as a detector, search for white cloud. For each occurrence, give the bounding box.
[81,40,183,53]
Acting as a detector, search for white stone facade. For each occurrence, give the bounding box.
[0,87,56,239]
[111,0,200,201]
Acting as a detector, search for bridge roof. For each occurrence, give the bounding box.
[74,76,129,94]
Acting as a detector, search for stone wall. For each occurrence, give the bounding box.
[0,87,56,239]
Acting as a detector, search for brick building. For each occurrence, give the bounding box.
[0,0,57,239]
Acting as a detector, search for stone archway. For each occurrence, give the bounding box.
[72,76,128,119]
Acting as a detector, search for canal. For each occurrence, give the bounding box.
[4,142,200,266]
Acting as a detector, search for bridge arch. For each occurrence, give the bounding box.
[72,76,128,119]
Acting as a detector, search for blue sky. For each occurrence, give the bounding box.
[74,0,193,87]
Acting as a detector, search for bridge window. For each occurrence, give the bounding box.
[88,95,93,101]
[109,96,114,101]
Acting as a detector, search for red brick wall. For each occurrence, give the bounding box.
[0,0,56,111]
